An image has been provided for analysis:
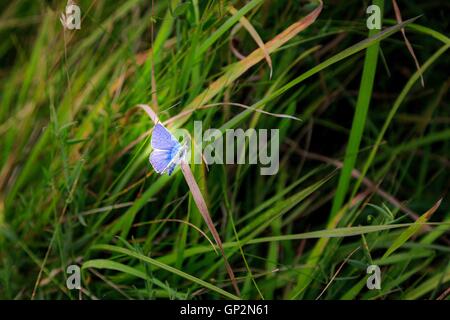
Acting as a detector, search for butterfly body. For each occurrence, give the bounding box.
[149,124,186,175]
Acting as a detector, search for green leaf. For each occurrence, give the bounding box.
[89,245,240,300]
[82,259,186,299]
[382,199,442,259]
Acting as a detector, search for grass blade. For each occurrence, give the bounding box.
[330,0,384,218]
[382,199,442,259]
[86,246,240,300]
[180,161,241,296]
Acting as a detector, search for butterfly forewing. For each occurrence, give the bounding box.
[151,123,180,150]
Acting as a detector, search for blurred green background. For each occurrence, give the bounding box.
[0,0,449,299]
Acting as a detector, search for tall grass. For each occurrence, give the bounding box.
[0,0,449,300]
[331,0,384,219]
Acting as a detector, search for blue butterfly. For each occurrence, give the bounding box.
[149,123,186,175]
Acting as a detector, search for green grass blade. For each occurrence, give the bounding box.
[330,0,384,218]
[89,245,240,300]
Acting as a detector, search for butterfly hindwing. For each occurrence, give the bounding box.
[151,123,179,150]
[166,162,177,176]
[149,149,172,173]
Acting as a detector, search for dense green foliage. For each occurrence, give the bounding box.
[0,0,449,300]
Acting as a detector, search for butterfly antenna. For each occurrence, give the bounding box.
[162,101,182,113]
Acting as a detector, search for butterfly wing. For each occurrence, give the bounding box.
[164,142,188,175]
[166,162,177,176]
[149,149,172,173]
[150,124,186,175]
[151,123,179,150]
